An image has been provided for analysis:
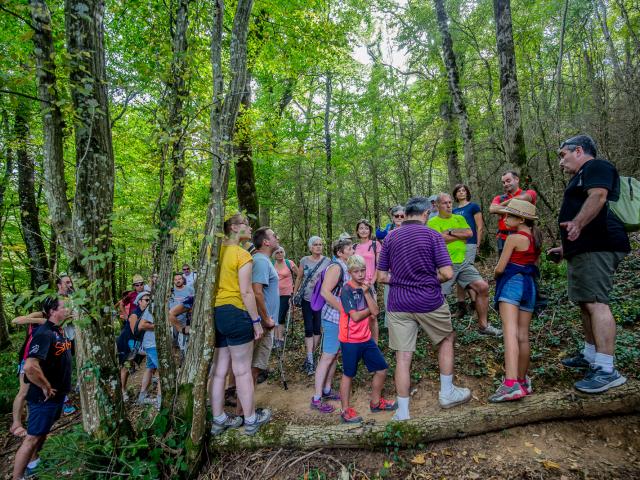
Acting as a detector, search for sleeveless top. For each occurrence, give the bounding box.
[510,231,540,266]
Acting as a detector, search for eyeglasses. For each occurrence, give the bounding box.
[393,214,405,219]
[182,268,190,271]
[133,282,144,287]
[312,243,323,247]
[139,298,150,302]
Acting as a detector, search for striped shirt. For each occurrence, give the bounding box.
[377,221,452,313]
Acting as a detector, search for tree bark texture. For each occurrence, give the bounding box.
[152,0,192,413]
[234,75,260,228]
[493,0,527,173]
[176,0,254,464]
[433,0,478,195]
[212,381,640,450]
[324,73,333,241]
[15,105,50,289]
[441,101,462,192]
[0,109,13,350]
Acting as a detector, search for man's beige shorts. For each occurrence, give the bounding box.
[252,330,273,370]
[387,303,453,352]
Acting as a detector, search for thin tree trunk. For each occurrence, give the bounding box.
[433,0,479,193]
[592,0,623,82]
[493,0,527,173]
[324,73,333,241]
[234,74,260,228]
[15,104,50,289]
[441,101,462,191]
[0,109,13,350]
[554,0,570,136]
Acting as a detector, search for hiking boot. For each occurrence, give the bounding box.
[370,397,398,412]
[244,408,272,436]
[211,414,243,436]
[489,381,526,403]
[453,301,467,319]
[310,397,335,413]
[257,370,269,384]
[340,407,363,423]
[574,366,627,394]
[561,352,590,370]
[321,388,340,401]
[479,325,502,337]
[439,385,472,409]
[303,360,315,376]
[520,375,533,395]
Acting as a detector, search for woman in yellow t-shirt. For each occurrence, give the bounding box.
[209,213,271,436]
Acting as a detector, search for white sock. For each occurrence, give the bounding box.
[306,353,313,363]
[27,458,40,469]
[440,374,454,395]
[394,396,410,420]
[213,413,227,423]
[245,413,256,424]
[582,343,596,363]
[593,352,614,373]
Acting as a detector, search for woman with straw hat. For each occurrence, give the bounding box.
[490,199,542,403]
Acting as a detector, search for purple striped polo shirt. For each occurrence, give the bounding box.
[377,221,452,313]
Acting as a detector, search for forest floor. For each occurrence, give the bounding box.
[1,247,639,479]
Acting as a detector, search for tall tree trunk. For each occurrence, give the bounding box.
[493,0,528,173]
[433,0,479,194]
[176,0,254,466]
[0,109,13,350]
[152,0,193,414]
[234,75,260,228]
[324,73,333,241]
[14,104,50,289]
[441,101,462,191]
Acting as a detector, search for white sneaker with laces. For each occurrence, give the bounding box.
[479,324,503,337]
[439,385,472,409]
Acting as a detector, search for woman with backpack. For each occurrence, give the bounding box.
[292,236,330,375]
[353,219,382,343]
[273,247,298,349]
[310,237,354,414]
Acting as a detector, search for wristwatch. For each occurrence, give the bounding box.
[447,230,452,236]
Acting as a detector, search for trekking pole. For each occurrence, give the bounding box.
[279,306,292,390]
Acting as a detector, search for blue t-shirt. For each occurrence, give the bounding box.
[453,202,481,245]
[252,253,280,322]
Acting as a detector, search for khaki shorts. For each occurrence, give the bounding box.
[567,251,627,304]
[387,303,453,351]
[441,262,483,295]
[251,330,273,370]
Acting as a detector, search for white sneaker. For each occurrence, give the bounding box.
[479,325,502,337]
[439,385,472,409]
[392,412,410,421]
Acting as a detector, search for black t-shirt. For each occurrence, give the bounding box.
[558,159,630,258]
[25,320,73,403]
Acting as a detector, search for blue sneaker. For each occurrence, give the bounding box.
[561,352,590,370]
[63,403,77,415]
[574,366,627,393]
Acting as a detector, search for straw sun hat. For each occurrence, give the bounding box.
[498,198,538,220]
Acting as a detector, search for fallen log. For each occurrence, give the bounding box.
[211,380,640,450]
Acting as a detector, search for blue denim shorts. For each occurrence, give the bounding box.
[497,274,536,312]
[145,347,158,369]
[321,320,340,355]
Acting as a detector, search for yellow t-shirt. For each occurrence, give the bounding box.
[214,244,253,310]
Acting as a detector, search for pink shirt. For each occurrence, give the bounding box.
[354,240,381,283]
[275,260,294,296]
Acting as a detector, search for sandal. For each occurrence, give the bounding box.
[10,424,27,437]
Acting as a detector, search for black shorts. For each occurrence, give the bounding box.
[278,295,291,325]
[214,304,254,347]
[27,400,63,436]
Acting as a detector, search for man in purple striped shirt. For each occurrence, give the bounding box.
[378,196,472,420]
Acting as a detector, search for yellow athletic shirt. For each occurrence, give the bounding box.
[214,244,253,310]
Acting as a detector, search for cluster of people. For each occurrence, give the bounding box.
[10,134,632,479]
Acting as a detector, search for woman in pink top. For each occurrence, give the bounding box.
[353,219,382,343]
[272,247,299,348]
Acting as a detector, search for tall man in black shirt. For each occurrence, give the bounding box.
[13,297,72,480]
[549,134,630,394]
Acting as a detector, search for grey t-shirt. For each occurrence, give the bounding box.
[169,284,194,326]
[299,256,330,301]
[252,253,280,322]
[141,309,156,350]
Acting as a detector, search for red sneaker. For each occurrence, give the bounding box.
[370,397,398,412]
[340,407,362,423]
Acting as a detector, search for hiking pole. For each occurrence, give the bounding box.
[279,306,292,390]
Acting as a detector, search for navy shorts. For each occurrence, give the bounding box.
[340,339,388,378]
[27,400,63,436]
[497,274,536,312]
[214,305,254,347]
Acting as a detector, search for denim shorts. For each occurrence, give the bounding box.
[497,274,536,312]
[340,339,388,378]
[321,320,340,355]
[27,400,63,436]
[145,347,158,369]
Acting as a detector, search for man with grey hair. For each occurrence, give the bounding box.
[549,134,630,393]
[378,196,471,420]
[429,193,501,336]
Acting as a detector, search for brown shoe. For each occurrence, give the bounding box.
[453,301,467,319]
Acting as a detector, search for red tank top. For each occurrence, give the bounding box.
[509,231,540,265]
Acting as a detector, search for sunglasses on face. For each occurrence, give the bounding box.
[182,268,190,271]
[133,283,143,287]
[394,214,405,218]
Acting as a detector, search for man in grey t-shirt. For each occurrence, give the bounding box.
[250,226,280,380]
[169,273,194,349]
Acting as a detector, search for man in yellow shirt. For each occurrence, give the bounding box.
[428,193,501,336]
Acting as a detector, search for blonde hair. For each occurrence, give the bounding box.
[347,255,366,271]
